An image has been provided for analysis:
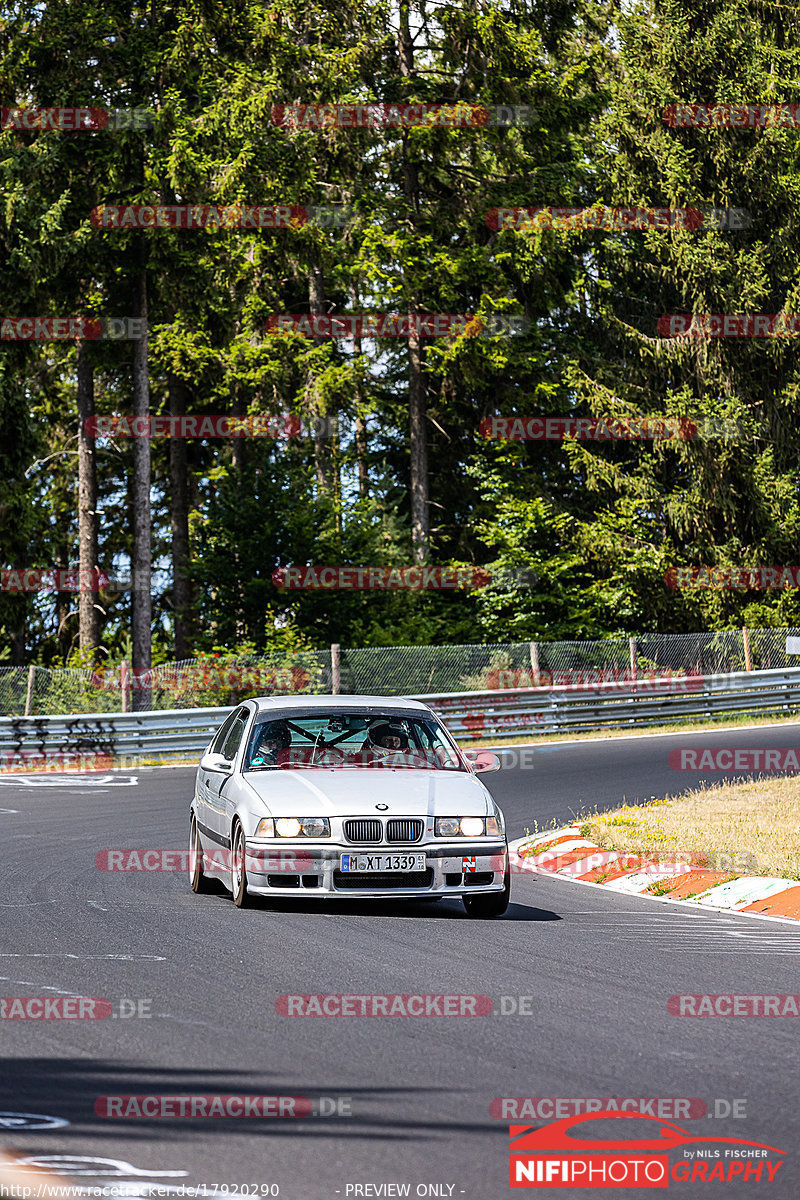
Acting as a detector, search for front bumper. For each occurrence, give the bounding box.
[241,841,508,898]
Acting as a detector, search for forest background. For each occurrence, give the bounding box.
[2,0,798,685]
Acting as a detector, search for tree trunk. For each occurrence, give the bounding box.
[55,549,73,661]
[76,343,99,660]
[308,265,333,495]
[131,270,152,709]
[10,620,25,666]
[350,282,369,500]
[355,415,369,499]
[168,374,194,660]
[408,333,429,561]
[231,386,246,472]
[399,1,430,562]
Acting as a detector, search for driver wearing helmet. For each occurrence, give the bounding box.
[250,719,291,766]
[366,721,410,754]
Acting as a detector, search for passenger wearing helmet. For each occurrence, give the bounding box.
[251,719,291,766]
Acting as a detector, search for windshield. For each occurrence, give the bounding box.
[243,712,465,772]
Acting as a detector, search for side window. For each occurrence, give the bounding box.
[220,711,248,762]
[210,710,239,755]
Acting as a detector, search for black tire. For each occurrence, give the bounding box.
[189,815,214,894]
[230,821,253,908]
[463,868,510,918]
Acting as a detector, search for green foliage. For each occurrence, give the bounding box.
[3,0,800,663]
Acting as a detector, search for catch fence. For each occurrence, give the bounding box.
[1,627,797,716]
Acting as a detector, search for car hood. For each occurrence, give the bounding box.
[243,768,493,818]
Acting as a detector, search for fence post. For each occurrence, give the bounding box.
[331,644,340,695]
[529,641,539,684]
[24,664,35,716]
[743,627,752,671]
[120,659,130,712]
[629,637,637,681]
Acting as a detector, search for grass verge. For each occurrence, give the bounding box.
[578,775,800,881]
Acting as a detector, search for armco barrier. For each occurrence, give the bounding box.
[1,666,800,762]
[0,707,229,765]
[416,666,800,739]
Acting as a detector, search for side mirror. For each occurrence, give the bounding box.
[463,749,501,774]
[201,752,232,773]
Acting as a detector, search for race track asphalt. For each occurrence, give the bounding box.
[2,720,799,1199]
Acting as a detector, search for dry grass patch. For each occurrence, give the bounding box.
[580,774,800,881]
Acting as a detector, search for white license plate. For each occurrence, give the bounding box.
[340,852,426,873]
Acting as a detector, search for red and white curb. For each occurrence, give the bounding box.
[508,826,800,923]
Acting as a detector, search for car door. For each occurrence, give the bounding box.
[220,705,257,842]
[197,708,242,846]
[207,706,250,845]
[196,709,238,845]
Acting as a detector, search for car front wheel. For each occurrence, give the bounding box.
[463,868,510,918]
[230,821,253,908]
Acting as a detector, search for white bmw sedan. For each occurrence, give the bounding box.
[189,695,510,917]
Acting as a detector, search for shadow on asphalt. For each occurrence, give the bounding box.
[500,902,561,922]
[192,890,561,922]
[0,1058,500,1145]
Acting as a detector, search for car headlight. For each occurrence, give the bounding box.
[255,817,330,838]
[434,816,487,837]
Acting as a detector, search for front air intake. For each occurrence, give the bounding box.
[344,818,382,844]
[387,818,423,843]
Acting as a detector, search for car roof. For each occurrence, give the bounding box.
[251,694,431,715]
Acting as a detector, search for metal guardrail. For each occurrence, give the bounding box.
[416,666,800,739]
[0,706,230,765]
[1,666,800,763]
